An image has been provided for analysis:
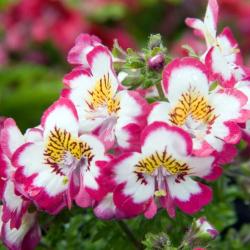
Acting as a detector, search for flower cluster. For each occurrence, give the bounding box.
[0,0,250,249]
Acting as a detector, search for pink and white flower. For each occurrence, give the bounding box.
[205,27,246,87]
[0,118,43,229]
[93,161,126,220]
[13,98,108,214]
[67,33,102,67]
[185,0,219,48]
[148,57,249,156]
[235,78,250,113]
[0,206,40,250]
[109,122,217,218]
[186,0,246,87]
[63,46,148,151]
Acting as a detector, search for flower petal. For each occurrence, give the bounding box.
[167,176,212,214]
[204,0,219,40]
[144,199,157,219]
[236,80,250,110]
[210,88,248,123]
[24,127,43,143]
[186,0,218,45]
[116,90,148,151]
[0,118,25,159]
[205,47,236,88]
[0,148,9,198]
[86,46,118,94]
[141,122,192,158]
[41,98,79,139]
[113,183,152,218]
[213,144,237,165]
[147,102,171,125]
[0,208,40,250]
[111,152,154,217]
[162,57,209,105]
[185,18,205,36]
[63,67,92,89]
[13,142,67,214]
[2,180,29,229]
[94,193,118,220]
[186,155,215,179]
[217,27,244,67]
[67,33,101,66]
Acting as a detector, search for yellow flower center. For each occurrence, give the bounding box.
[169,88,216,126]
[135,149,189,176]
[44,127,93,166]
[88,74,120,115]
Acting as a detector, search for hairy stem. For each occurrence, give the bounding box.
[117,220,143,250]
[156,81,165,100]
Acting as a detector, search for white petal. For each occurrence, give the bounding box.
[167,176,201,202]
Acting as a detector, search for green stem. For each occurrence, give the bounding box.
[156,81,165,100]
[117,220,144,250]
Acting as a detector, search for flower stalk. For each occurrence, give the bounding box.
[117,221,144,250]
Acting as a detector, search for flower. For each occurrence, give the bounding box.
[186,0,246,87]
[219,0,250,55]
[205,27,246,88]
[185,0,219,48]
[0,118,43,229]
[0,206,40,250]
[242,123,250,145]
[63,45,148,151]
[67,33,102,67]
[13,98,108,213]
[234,79,250,130]
[148,57,249,156]
[109,122,216,218]
[0,118,42,249]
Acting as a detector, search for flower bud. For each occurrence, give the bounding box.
[148,54,165,71]
[182,217,218,249]
[194,217,219,240]
[148,34,162,49]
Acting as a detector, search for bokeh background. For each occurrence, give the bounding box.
[1,0,250,249]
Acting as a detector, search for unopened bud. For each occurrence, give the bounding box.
[182,217,218,249]
[195,217,218,240]
[148,54,165,71]
[148,34,162,49]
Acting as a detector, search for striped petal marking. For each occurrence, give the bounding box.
[134,148,189,197]
[169,87,216,126]
[86,74,120,117]
[44,127,94,179]
[169,87,217,140]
